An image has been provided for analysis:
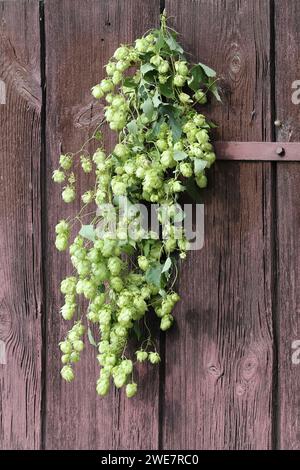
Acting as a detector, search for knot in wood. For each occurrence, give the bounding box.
[230,53,242,74]
[207,364,223,378]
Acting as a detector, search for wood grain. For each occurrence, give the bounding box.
[275,0,300,450]
[44,0,160,450]
[163,0,274,449]
[0,0,42,449]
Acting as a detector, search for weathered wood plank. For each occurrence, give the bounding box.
[44,0,160,450]
[0,0,42,449]
[275,0,300,450]
[164,0,274,449]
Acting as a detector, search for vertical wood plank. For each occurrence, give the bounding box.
[275,0,300,450]
[164,0,274,449]
[0,0,42,449]
[44,0,160,450]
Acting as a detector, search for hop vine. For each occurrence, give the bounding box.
[53,12,219,398]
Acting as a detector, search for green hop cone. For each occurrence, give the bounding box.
[121,359,133,375]
[110,276,124,292]
[81,190,94,204]
[52,169,65,183]
[179,92,192,104]
[161,150,176,169]
[135,38,148,53]
[60,340,72,354]
[68,331,79,343]
[204,152,216,166]
[114,372,127,388]
[193,113,206,127]
[93,149,106,165]
[96,379,110,396]
[137,255,149,272]
[196,174,208,188]
[100,79,114,94]
[55,234,68,251]
[114,143,129,160]
[55,219,69,235]
[113,46,128,61]
[194,89,207,104]
[105,62,116,76]
[175,60,189,76]
[61,354,70,364]
[116,60,129,72]
[108,257,123,276]
[136,350,148,362]
[160,314,174,331]
[126,382,137,398]
[91,84,104,99]
[179,162,193,178]
[112,70,122,85]
[60,276,77,295]
[196,129,209,144]
[61,365,74,382]
[72,339,84,353]
[173,74,186,87]
[59,154,73,170]
[69,351,80,363]
[158,60,169,74]
[60,303,76,321]
[80,156,92,173]
[74,322,85,336]
[149,352,161,365]
[62,186,75,203]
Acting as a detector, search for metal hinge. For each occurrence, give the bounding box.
[215,142,300,161]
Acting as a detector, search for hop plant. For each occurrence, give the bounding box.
[53,11,219,398]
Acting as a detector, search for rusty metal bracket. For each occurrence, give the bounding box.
[214,142,300,161]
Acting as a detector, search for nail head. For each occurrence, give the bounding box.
[276,146,285,157]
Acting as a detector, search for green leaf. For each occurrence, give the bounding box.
[143,240,151,257]
[128,239,136,248]
[169,115,182,142]
[194,159,207,175]
[198,62,216,78]
[145,263,163,288]
[160,105,182,142]
[132,145,143,152]
[98,283,105,293]
[173,206,185,222]
[152,89,162,108]
[123,77,137,88]
[159,289,167,298]
[148,116,164,140]
[79,225,96,242]
[159,77,175,99]
[165,34,184,54]
[174,150,188,161]
[142,97,154,119]
[206,119,218,128]
[87,327,97,347]
[208,79,222,102]
[188,64,207,92]
[140,63,155,75]
[184,177,203,203]
[127,120,138,134]
[162,257,172,274]
[155,31,166,52]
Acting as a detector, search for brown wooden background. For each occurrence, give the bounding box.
[0,0,299,450]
